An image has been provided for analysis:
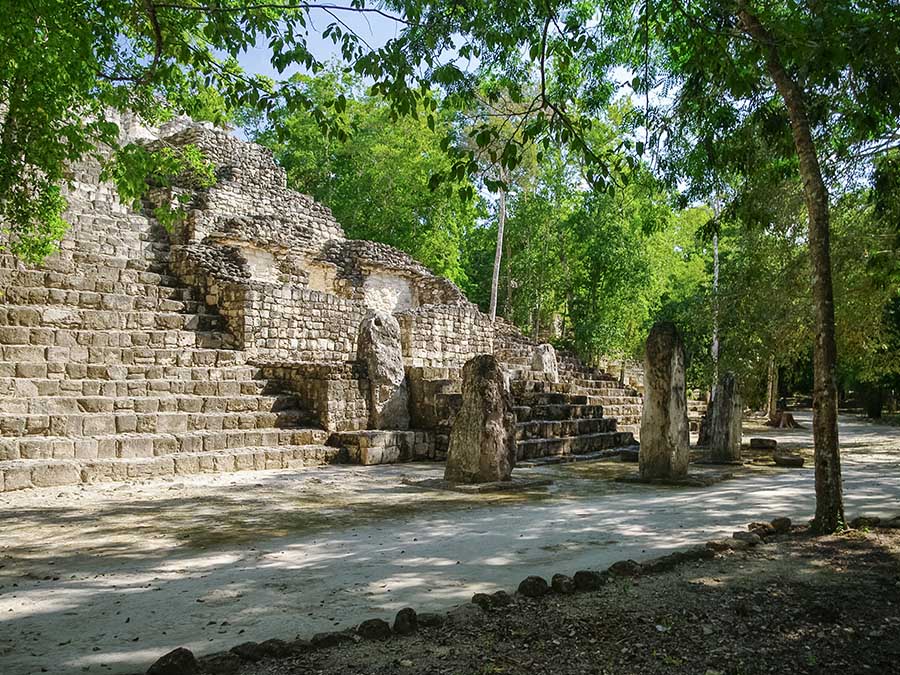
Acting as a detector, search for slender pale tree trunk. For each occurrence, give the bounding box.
[766,356,779,420]
[738,5,844,532]
[489,167,507,322]
[711,225,720,387]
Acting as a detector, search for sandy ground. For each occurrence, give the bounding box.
[1,411,899,675]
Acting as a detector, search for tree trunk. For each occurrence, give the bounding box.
[766,356,779,421]
[489,168,507,322]
[738,5,844,533]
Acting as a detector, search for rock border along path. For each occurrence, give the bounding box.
[1,412,899,674]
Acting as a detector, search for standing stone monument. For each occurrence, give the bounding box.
[639,322,690,480]
[532,343,560,383]
[357,310,410,430]
[444,354,517,483]
[706,372,742,462]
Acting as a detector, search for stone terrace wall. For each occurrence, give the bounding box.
[397,304,495,369]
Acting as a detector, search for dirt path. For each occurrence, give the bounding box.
[237,527,900,675]
[1,412,898,674]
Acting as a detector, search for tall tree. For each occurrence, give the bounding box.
[640,1,900,531]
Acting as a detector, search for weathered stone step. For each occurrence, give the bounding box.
[585,395,643,405]
[0,393,298,415]
[516,417,616,441]
[0,305,224,331]
[53,245,171,270]
[0,408,312,438]
[0,263,187,295]
[576,386,639,398]
[0,344,243,369]
[0,427,328,462]
[0,373,268,398]
[0,247,171,272]
[0,444,345,492]
[597,403,643,418]
[513,403,605,422]
[617,423,640,437]
[2,278,198,303]
[0,329,233,357]
[516,431,634,460]
[514,391,589,406]
[2,285,205,314]
[572,376,622,387]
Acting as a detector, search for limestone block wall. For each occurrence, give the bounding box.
[261,362,369,432]
[244,285,365,361]
[397,304,495,369]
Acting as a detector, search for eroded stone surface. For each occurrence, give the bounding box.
[356,311,409,430]
[444,355,516,484]
[639,322,690,480]
[531,343,559,383]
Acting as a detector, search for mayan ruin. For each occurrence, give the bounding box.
[3,2,900,675]
[0,118,642,492]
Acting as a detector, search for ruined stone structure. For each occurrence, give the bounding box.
[0,119,639,491]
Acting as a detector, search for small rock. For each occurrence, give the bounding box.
[573,570,605,591]
[850,515,881,529]
[773,454,804,468]
[770,516,792,534]
[732,531,762,545]
[196,652,240,675]
[517,575,549,598]
[288,638,312,654]
[682,544,715,561]
[446,603,482,626]
[748,521,776,537]
[399,659,414,668]
[608,560,642,577]
[310,631,352,649]
[706,539,733,552]
[147,647,198,675]
[358,618,392,641]
[491,590,513,607]
[471,593,493,610]
[417,612,445,628]
[393,608,418,635]
[230,642,265,663]
[641,554,681,574]
[551,573,576,594]
[258,639,292,658]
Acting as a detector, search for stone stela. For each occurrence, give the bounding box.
[639,322,690,481]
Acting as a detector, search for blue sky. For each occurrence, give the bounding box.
[235,4,402,79]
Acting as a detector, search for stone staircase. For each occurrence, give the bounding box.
[410,354,637,464]
[511,381,635,461]
[497,346,643,435]
[0,165,338,492]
